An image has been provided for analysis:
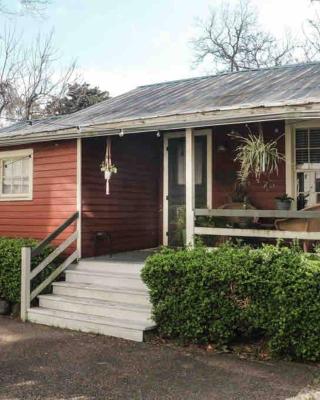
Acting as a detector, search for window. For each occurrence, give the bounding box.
[296,128,320,167]
[0,149,33,200]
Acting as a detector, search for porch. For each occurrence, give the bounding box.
[80,118,320,255]
[20,117,320,341]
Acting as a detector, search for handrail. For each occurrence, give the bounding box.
[21,212,79,322]
[195,208,320,219]
[194,208,320,242]
[32,211,79,257]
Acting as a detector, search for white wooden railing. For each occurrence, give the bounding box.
[21,212,79,321]
[194,209,320,241]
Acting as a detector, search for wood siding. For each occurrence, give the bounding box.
[81,134,162,257]
[212,121,285,209]
[0,140,77,246]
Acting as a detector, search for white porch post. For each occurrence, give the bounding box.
[76,138,82,259]
[285,121,295,208]
[21,246,31,322]
[185,128,195,246]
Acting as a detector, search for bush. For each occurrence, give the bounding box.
[141,243,320,361]
[0,237,53,304]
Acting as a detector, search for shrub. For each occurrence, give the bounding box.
[141,243,320,361]
[0,237,53,304]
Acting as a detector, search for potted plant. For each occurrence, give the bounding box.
[100,161,118,195]
[230,128,284,185]
[275,194,294,210]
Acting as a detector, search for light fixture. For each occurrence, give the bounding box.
[119,129,124,137]
[156,131,161,138]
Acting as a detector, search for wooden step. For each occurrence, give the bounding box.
[65,270,147,290]
[52,281,150,306]
[38,294,152,322]
[27,307,155,342]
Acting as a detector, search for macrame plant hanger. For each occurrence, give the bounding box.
[105,137,112,195]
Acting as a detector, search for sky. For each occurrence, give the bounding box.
[1,0,320,96]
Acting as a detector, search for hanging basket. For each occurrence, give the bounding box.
[100,137,118,195]
[104,170,112,180]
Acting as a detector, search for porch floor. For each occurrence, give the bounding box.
[84,248,158,264]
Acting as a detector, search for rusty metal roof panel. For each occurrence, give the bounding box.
[2,62,320,139]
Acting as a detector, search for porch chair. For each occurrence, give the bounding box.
[275,203,320,252]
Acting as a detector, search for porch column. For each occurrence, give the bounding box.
[285,121,295,208]
[185,128,195,246]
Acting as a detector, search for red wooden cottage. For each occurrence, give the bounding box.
[1,63,320,341]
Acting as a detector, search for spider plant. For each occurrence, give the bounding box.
[230,131,284,184]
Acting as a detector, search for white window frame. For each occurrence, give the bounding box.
[0,148,33,201]
[289,120,320,209]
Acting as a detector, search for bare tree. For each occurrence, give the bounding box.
[0,28,23,120]
[302,13,320,61]
[192,0,298,73]
[16,31,76,120]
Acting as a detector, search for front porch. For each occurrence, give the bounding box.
[80,118,320,255]
[20,117,320,341]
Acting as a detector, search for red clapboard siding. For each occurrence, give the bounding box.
[212,121,286,209]
[0,140,77,248]
[81,134,162,257]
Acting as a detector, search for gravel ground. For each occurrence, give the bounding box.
[0,316,319,400]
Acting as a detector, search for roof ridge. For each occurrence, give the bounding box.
[138,62,320,89]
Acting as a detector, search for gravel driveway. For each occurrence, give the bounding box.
[0,316,319,400]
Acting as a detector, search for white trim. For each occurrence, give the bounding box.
[76,138,82,259]
[195,128,213,209]
[0,148,33,201]
[185,128,195,246]
[162,135,169,246]
[285,121,295,207]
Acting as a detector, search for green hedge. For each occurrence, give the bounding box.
[0,237,53,304]
[141,243,320,361]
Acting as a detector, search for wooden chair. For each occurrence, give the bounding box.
[275,204,320,252]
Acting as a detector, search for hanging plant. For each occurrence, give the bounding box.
[230,127,284,184]
[101,137,118,195]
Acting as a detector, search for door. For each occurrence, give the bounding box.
[164,134,208,246]
[297,170,320,208]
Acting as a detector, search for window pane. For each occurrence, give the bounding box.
[296,129,308,148]
[296,149,308,165]
[310,149,320,163]
[316,172,320,192]
[297,172,304,193]
[310,129,320,148]
[1,156,30,196]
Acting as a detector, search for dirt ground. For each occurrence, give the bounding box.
[0,316,319,400]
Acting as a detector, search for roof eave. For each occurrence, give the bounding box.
[1,103,320,146]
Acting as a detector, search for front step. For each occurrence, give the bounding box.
[65,270,147,290]
[27,307,155,342]
[72,260,143,275]
[52,281,151,306]
[27,252,155,342]
[38,294,152,323]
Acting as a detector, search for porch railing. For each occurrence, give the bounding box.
[21,211,79,321]
[194,209,320,241]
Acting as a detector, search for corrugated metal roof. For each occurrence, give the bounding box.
[2,62,320,140]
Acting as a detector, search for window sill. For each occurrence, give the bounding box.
[0,196,33,202]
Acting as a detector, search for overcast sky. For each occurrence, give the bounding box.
[2,0,320,96]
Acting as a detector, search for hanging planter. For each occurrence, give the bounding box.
[230,126,284,185]
[100,137,118,195]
